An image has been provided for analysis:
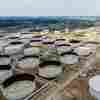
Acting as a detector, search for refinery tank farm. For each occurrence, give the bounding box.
[0,16,99,100]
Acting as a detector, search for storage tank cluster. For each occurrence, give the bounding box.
[0,32,97,100]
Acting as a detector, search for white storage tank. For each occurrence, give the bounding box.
[89,75,100,100]
[4,41,24,55]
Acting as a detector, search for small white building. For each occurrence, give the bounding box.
[65,28,69,32]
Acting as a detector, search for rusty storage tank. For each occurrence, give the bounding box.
[0,74,36,100]
[40,38,58,61]
[24,45,40,56]
[69,39,82,47]
[0,55,13,81]
[0,40,9,55]
[56,43,72,55]
[38,60,63,79]
[15,55,40,74]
